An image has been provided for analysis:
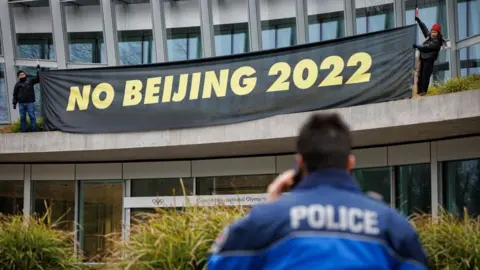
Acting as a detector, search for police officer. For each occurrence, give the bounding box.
[208,113,428,269]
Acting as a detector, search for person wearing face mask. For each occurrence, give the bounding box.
[13,64,41,132]
[413,16,446,97]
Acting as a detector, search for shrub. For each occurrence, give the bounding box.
[0,210,80,270]
[9,117,45,133]
[413,211,480,270]
[428,74,480,96]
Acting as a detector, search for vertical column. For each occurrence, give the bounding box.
[394,0,405,27]
[248,0,262,51]
[23,165,31,220]
[0,1,19,122]
[344,0,356,36]
[50,0,68,69]
[123,179,131,242]
[151,0,168,62]
[101,0,119,66]
[446,0,459,78]
[430,142,439,217]
[73,179,79,256]
[200,0,215,58]
[295,0,308,44]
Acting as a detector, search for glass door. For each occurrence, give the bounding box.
[78,180,123,262]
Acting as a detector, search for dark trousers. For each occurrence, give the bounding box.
[18,103,37,132]
[418,59,435,95]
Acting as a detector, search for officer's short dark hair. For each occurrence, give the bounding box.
[297,113,352,171]
[17,70,25,77]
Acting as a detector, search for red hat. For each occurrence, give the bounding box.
[431,24,441,33]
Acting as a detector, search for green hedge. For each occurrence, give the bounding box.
[428,74,480,96]
[9,117,45,133]
[1,206,480,270]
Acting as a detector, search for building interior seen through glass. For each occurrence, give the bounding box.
[78,181,123,262]
[213,0,249,56]
[11,0,56,60]
[458,0,480,76]
[308,0,345,43]
[406,0,450,81]
[260,0,297,50]
[64,0,106,64]
[0,65,8,123]
[355,0,394,34]
[0,180,24,215]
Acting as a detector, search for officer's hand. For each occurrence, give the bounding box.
[267,169,295,202]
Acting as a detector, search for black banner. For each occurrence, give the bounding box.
[41,25,416,134]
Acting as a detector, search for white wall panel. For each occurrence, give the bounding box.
[276,155,295,173]
[352,147,388,168]
[0,164,24,180]
[192,157,276,177]
[76,163,122,180]
[123,161,191,179]
[437,137,480,161]
[31,164,75,180]
[388,142,430,165]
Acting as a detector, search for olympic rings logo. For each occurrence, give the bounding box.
[151,198,165,205]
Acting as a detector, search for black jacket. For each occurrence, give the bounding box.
[13,68,40,105]
[416,18,444,61]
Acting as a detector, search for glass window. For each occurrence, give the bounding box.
[395,164,431,216]
[457,0,480,40]
[0,180,24,215]
[353,167,391,205]
[15,66,55,118]
[406,0,448,41]
[79,181,123,262]
[406,0,449,82]
[443,159,480,218]
[196,174,276,195]
[355,0,394,34]
[212,0,249,56]
[32,181,75,230]
[11,0,55,60]
[165,0,202,61]
[460,43,480,77]
[115,0,154,65]
[131,178,194,197]
[260,0,296,50]
[308,0,345,42]
[64,0,105,64]
[0,65,9,123]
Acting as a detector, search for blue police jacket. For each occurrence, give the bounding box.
[208,169,428,270]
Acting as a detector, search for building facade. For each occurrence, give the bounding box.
[0,0,479,261]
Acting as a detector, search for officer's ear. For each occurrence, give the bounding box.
[347,154,355,172]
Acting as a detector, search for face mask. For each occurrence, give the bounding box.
[20,77,27,82]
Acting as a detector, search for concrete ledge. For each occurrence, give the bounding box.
[0,90,479,162]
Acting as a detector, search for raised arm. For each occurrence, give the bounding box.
[415,17,430,38]
[31,65,41,84]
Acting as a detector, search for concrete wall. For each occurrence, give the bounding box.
[0,90,479,163]
[0,137,479,180]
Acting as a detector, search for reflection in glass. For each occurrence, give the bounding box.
[131,178,194,197]
[115,0,154,65]
[355,0,394,34]
[165,0,202,61]
[460,43,480,77]
[196,174,276,195]
[260,0,296,50]
[0,65,9,123]
[32,181,75,230]
[353,167,391,205]
[308,0,344,42]
[443,159,480,218]
[15,66,55,118]
[130,207,184,225]
[79,181,123,262]
[11,0,55,60]
[457,0,480,40]
[64,0,105,63]
[395,164,431,216]
[213,0,249,56]
[0,180,24,215]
